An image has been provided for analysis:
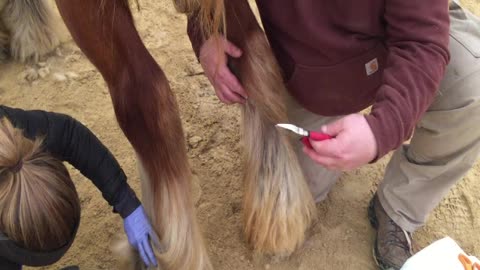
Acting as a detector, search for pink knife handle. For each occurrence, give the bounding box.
[301,132,333,149]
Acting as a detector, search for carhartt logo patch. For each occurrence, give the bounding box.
[365,58,378,76]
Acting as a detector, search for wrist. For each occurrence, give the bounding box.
[116,186,141,219]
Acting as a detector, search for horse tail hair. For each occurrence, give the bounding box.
[174,0,315,257]
[240,30,316,256]
[225,0,316,256]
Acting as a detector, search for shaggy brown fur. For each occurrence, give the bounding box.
[0,0,61,62]
[55,0,211,269]
[180,0,317,256]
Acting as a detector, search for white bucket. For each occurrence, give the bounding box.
[401,237,479,270]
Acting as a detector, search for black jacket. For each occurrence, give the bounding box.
[0,105,141,218]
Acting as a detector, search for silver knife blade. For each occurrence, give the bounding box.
[275,123,309,137]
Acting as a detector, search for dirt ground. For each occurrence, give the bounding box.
[0,1,479,269]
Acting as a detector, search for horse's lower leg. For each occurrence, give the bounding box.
[1,0,60,62]
[55,1,211,269]
[225,0,316,256]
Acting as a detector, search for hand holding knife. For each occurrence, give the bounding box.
[276,123,333,149]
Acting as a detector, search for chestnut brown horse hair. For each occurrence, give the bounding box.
[0,118,80,252]
[173,0,225,40]
[0,0,61,62]
[178,0,317,256]
[55,0,211,269]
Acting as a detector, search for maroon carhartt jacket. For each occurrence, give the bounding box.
[187,0,450,160]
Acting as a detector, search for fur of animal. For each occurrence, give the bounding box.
[55,0,211,269]
[238,32,316,256]
[0,0,61,62]
[182,0,317,256]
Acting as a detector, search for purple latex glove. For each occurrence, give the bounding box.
[123,206,158,267]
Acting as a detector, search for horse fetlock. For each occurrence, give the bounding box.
[138,159,212,270]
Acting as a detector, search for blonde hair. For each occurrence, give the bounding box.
[0,117,80,251]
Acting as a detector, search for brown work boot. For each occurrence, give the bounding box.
[368,194,413,270]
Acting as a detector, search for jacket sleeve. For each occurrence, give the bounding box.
[365,0,450,160]
[0,106,141,218]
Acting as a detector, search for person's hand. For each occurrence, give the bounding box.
[199,35,247,104]
[303,114,378,171]
[123,206,158,267]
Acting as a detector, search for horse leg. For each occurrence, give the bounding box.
[55,1,211,269]
[1,0,60,62]
[224,0,316,257]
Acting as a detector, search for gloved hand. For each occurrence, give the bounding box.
[123,206,158,267]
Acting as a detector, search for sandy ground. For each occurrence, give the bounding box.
[0,1,479,269]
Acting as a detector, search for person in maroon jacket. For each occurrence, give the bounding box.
[187,0,480,269]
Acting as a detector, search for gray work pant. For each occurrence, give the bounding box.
[287,1,480,232]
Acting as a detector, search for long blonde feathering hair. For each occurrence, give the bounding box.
[0,117,80,252]
[175,0,315,257]
[238,30,316,256]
